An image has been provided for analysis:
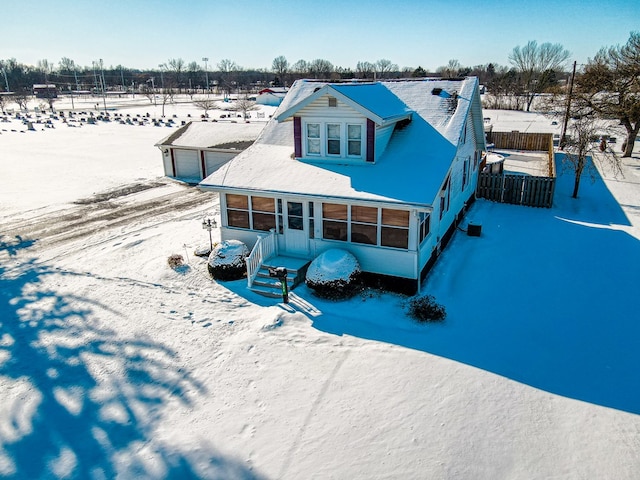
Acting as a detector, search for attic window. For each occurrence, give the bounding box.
[328,96,337,107]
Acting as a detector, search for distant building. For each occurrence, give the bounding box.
[155,121,265,183]
[256,88,288,107]
[33,84,57,98]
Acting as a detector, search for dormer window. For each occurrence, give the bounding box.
[348,125,362,156]
[306,123,321,154]
[303,120,364,159]
[327,124,341,155]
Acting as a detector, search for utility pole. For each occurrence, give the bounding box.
[560,60,577,150]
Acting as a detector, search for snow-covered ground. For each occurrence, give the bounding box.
[1,95,640,479]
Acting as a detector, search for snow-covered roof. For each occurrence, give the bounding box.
[155,121,265,150]
[276,83,413,126]
[199,77,483,207]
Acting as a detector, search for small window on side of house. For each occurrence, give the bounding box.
[328,96,337,107]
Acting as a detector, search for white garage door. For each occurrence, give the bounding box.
[174,149,201,181]
[204,151,237,177]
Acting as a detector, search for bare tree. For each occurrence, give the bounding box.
[508,41,571,112]
[167,58,185,92]
[576,32,640,157]
[272,56,289,85]
[36,59,54,83]
[235,93,258,120]
[193,98,217,117]
[375,59,397,79]
[14,93,29,111]
[437,59,463,78]
[217,59,238,97]
[562,115,621,198]
[291,59,308,76]
[308,59,333,79]
[356,61,375,79]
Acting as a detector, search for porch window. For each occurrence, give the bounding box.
[320,203,410,250]
[226,194,250,229]
[322,203,348,241]
[350,205,377,245]
[419,212,431,244]
[251,196,276,231]
[381,208,409,249]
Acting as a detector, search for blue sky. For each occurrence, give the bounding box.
[2,0,637,72]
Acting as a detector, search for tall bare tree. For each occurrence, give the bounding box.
[375,59,397,79]
[437,59,463,78]
[576,32,640,157]
[356,61,375,79]
[167,58,185,92]
[217,59,238,97]
[308,59,333,79]
[509,41,570,112]
[272,55,289,85]
[562,115,621,198]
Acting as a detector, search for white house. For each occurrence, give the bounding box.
[199,77,487,294]
[155,121,265,183]
[256,88,288,107]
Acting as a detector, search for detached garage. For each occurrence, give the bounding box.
[156,121,265,183]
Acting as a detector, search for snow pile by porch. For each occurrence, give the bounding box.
[207,240,249,268]
[305,248,360,283]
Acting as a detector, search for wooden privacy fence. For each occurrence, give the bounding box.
[477,173,555,208]
[479,131,556,208]
[487,131,553,153]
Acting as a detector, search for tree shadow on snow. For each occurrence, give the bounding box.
[311,158,640,415]
[0,236,264,479]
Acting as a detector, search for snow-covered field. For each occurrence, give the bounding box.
[2,95,640,479]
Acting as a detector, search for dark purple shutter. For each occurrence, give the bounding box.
[293,117,302,158]
[366,119,375,162]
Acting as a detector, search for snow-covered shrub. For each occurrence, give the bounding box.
[305,249,361,300]
[207,240,249,281]
[167,254,184,269]
[407,295,446,322]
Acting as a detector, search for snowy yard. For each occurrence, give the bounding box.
[1,97,640,479]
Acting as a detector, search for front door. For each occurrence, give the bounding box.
[284,201,308,256]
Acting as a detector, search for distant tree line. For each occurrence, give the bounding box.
[1,32,637,157]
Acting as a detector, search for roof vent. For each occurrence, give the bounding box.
[431,88,443,96]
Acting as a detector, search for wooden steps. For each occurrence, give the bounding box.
[249,256,311,298]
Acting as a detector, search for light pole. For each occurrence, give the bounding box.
[202,217,217,251]
[99,58,107,113]
[1,68,9,92]
[158,64,165,91]
[202,57,209,94]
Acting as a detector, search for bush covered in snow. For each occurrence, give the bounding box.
[207,240,249,281]
[407,295,446,322]
[305,249,361,300]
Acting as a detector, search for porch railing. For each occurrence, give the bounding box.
[246,229,278,288]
